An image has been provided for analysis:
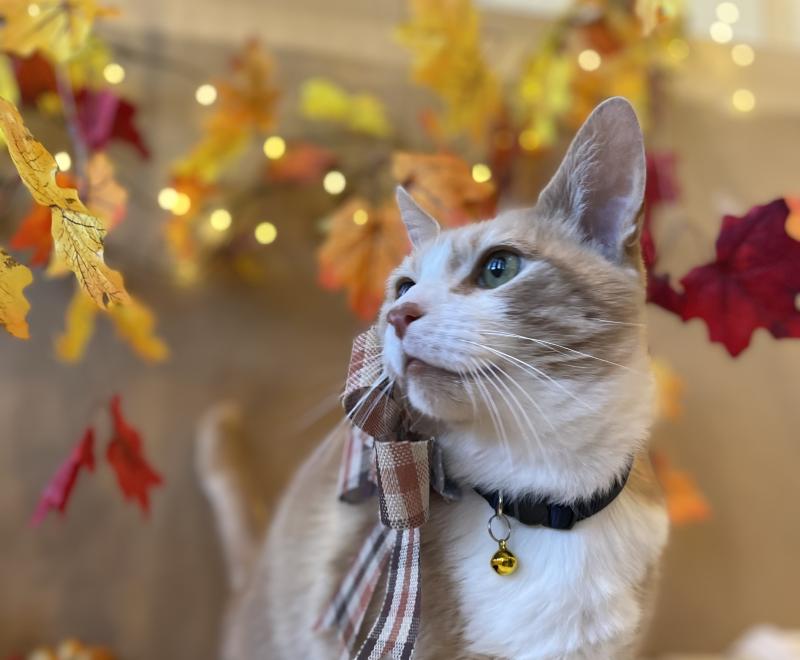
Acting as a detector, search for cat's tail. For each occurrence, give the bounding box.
[195,402,268,593]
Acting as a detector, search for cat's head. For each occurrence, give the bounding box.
[379,97,649,442]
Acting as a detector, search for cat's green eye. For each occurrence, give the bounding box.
[477,251,521,289]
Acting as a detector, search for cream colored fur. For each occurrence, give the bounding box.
[198,98,669,659]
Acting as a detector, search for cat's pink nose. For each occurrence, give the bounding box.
[387,303,423,339]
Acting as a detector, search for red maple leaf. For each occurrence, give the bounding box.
[31,429,95,525]
[12,53,58,104]
[76,89,150,158]
[678,199,800,356]
[106,395,163,513]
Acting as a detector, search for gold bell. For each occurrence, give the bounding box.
[490,540,518,576]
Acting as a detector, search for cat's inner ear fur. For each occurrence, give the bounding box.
[536,97,646,265]
[396,186,440,249]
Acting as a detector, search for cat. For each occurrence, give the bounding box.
[197,97,669,660]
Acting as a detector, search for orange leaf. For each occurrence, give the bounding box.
[0,248,33,339]
[651,357,683,421]
[267,142,337,184]
[785,196,800,241]
[0,97,129,308]
[318,198,409,320]
[392,151,496,225]
[86,152,128,230]
[652,451,711,525]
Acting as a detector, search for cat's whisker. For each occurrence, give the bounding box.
[461,339,599,414]
[478,359,541,460]
[467,356,512,461]
[483,331,646,376]
[584,317,645,328]
[346,375,394,428]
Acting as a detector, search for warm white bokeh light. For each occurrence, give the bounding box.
[716,2,740,24]
[172,192,192,216]
[195,84,218,106]
[103,63,126,85]
[710,21,734,44]
[471,163,492,183]
[323,170,347,195]
[54,152,72,171]
[263,136,286,160]
[254,222,278,245]
[209,209,233,232]
[353,209,369,225]
[577,49,602,72]
[158,187,178,210]
[732,88,755,113]
[731,44,755,67]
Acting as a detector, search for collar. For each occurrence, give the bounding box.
[474,459,633,531]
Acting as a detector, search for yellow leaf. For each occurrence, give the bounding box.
[0,97,130,308]
[0,0,117,63]
[55,286,98,362]
[56,288,168,363]
[0,248,33,339]
[107,297,169,362]
[651,357,683,421]
[300,78,392,137]
[0,54,20,106]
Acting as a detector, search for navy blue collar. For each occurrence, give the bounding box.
[474,460,633,531]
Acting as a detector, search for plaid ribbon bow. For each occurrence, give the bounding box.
[315,327,458,659]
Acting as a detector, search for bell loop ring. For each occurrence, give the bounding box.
[487,511,512,544]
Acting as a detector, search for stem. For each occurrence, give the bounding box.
[55,66,90,194]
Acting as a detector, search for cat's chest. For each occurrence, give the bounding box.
[419,491,668,659]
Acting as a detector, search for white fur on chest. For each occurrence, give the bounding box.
[430,491,668,659]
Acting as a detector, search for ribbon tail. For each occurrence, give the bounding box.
[355,527,422,660]
[315,521,394,655]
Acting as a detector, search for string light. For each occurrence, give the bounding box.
[577,49,602,72]
[172,192,192,216]
[353,209,369,225]
[209,209,232,231]
[471,163,492,183]
[103,63,126,85]
[195,84,218,106]
[323,170,346,195]
[254,222,277,245]
[262,136,286,160]
[158,187,178,210]
[710,21,733,44]
[716,2,740,24]
[731,44,755,67]
[667,38,690,61]
[54,152,72,171]
[732,88,755,113]
[27,3,40,16]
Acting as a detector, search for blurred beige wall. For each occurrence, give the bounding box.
[1,2,799,658]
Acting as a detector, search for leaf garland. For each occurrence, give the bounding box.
[0,249,33,339]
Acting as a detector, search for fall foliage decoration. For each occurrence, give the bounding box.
[300,78,392,137]
[0,249,33,339]
[32,396,163,523]
[0,97,130,308]
[12,638,115,660]
[652,451,712,525]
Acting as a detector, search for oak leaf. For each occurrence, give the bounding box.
[31,429,95,525]
[0,248,33,339]
[318,198,409,320]
[107,395,163,514]
[392,151,496,225]
[0,0,116,63]
[0,97,130,308]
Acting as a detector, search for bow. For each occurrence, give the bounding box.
[315,327,458,659]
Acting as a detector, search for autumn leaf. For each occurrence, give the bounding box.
[652,451,711,525]
[85,152,128,229]
[10,202,55,267]
[397,0,500,141]
[0,0,117,63]
[785,196,800,241]
[300,78,392,137]
[651,357,683,421]
[173,127,248,185]
[55,286,97,362]
[107,395,163,514]
[76,89,150,158]
[267,142,337,184]
[0,248,33,339]
[676,199,800,356]
[56,288,168,363]
[208,41,280,135]
[516,48,573,150]
[635,0,680,35]
[392,151,496,225]
[31,428,95,524]
[318,197,409,320]
[0,97,130,308]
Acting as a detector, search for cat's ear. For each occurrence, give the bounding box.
[536,97,646,265]
[396,186,440,249]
